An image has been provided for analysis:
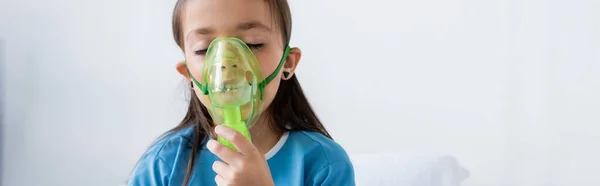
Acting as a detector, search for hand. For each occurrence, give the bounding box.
[207,125,275,186]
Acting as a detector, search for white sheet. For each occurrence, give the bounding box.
[350,153,469,186]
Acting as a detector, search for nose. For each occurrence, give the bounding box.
[220,63,244,84]
[221,63,238,70]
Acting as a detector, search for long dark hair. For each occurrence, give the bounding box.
[171,0,331,185]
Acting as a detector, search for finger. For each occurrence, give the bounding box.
[212,161,233,180]
[215,125,257,155]
[215,174,228,186]
[207,139,242,165]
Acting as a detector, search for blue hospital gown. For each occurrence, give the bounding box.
[128,126,355,186]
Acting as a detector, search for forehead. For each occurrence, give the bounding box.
[182,0,274,35]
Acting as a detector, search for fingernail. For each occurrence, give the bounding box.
[207,140,217,150]
[215,125,224,133]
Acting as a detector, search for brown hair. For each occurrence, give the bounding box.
[170,0,331,185]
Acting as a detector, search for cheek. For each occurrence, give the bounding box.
[254,48,282,79]
[253,49,284,110]
[185,52,206,83]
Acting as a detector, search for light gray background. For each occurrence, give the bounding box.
[1,0,599,186]
[0,38,5,185]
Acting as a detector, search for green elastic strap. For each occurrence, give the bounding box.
[258,45,291,99]
[185,60,209,95]
[185,45,291,99]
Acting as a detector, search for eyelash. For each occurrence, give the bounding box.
[247,43,265,50]
[194,43,265,56]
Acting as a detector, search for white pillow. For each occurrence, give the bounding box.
[350,152,469,186]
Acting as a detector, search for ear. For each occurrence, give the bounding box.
[176,61,191,81]
[282,47,301,80]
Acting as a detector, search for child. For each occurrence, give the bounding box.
[128,0,355,185]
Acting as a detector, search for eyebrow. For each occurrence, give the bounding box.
[237,21,271,32]
[185,21,272,41]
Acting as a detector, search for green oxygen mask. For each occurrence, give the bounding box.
[185,38,290,151]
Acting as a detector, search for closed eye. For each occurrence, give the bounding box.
[247,43,264,50]
[194,49,207,56]
[194,43,263,56]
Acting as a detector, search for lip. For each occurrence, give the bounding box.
[215,87,239,92]
[213,86,239,92]
[212,82,250,93]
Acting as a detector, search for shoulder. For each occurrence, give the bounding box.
[128,126,196,185]
[287,130,351,164]
[286,130,355,185]
[144,126,196,163]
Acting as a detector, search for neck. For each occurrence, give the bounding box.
[249,112,282,155]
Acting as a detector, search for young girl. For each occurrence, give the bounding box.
[128,0,355,185]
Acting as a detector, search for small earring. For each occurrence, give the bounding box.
[190,81,194,88]
[282,71,293,80]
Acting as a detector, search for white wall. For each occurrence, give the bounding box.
[0,0,186,185]
[0,30,5,185]
[1,0,599,186]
